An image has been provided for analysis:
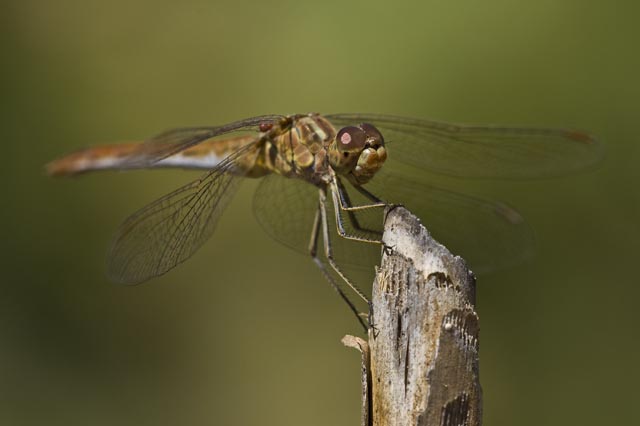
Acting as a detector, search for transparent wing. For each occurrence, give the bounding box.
[364,172,534,274]
[122,115,283,167]
[326,113,603,178]
[108,143,259,284]
[252,174,380,299]
[253,174,319,255]
[253,172,535,275]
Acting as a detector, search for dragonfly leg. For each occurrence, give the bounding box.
[319,188,371,305]
[353,184,385,204]
[333,177,385,238]
[330,179,385,244]
[309,195,368,331]
[333,177,387,212]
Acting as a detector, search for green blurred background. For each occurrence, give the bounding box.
[3,0,638,424]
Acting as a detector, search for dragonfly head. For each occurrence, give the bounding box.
[329,123,387,185]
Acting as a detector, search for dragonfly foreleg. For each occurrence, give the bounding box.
[332,178,385,238]
[333,178,387,212]
[330,179,385,244]
[353,184,385,204]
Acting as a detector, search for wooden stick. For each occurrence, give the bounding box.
[344,206,482,426]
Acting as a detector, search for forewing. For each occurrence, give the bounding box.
[326,113,603,178]
[108,143,259,284]
[122,115,283,167]
[364,173,534,274]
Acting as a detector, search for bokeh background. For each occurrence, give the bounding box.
[3,1,638,425]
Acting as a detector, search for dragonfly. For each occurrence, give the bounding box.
[47,113,602,330]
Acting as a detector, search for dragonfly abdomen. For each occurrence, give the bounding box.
[46,136,257,176]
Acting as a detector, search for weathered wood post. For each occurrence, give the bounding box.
[344,206,481,426]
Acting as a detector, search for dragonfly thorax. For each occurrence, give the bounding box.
[328,123,387,185]
[265,114,336,184]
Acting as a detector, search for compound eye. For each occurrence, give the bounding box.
[360,123,384,145]
[336,126,366,151]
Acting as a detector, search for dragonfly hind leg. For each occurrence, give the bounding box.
[308,189,370,331]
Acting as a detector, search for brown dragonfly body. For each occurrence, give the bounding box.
[47,114,386,186]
